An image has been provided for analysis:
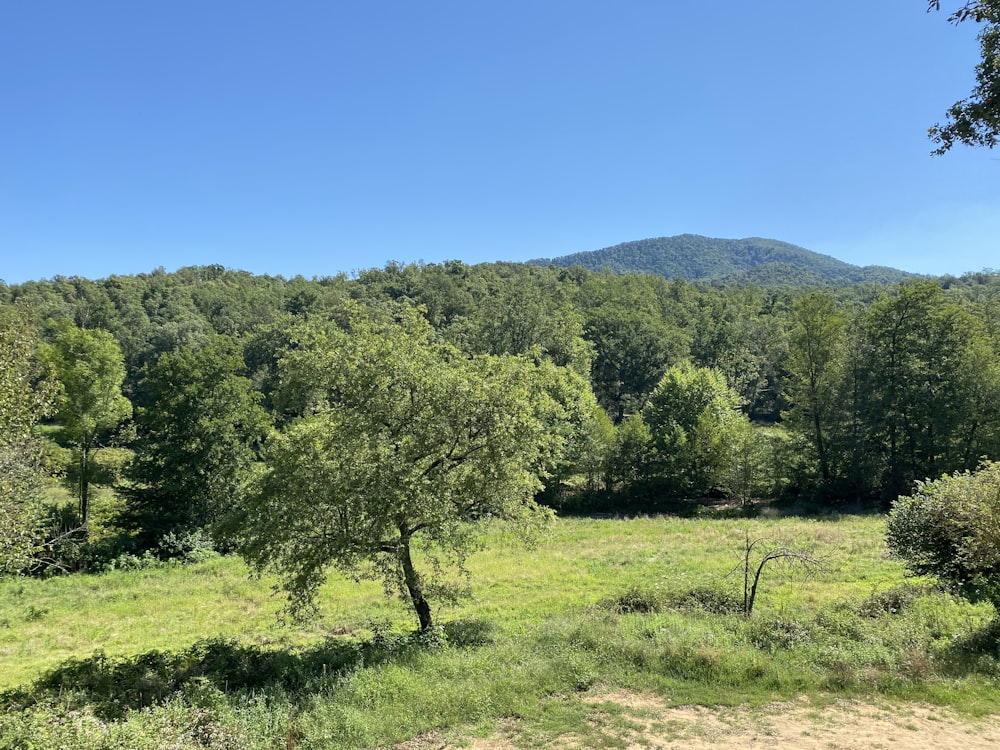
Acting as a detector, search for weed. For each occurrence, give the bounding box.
[743,617,811,652]
[24,604,48,621]
[670,586,743,615]
[857,583,934,618]
[603,585,665,614]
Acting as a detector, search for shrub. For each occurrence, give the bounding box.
[743,617,811,651]
[886,462,1000,607]
[602,585,666,614]
[670,586,743,615]
[857,583,934,618]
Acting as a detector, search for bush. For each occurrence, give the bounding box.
[742,617,811,651]
[602,586,665,614]
[669,586,743,615]
[857,583,934,618]
[886,462,1000,607]
[157,528,219,563]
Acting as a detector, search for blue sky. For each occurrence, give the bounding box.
[2,1,997,284]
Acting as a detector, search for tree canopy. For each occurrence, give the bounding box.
[230,304,568,630]
[42,321,131,528]
[928,1,1000,153]
[120,335,269,550]
[0,310,56,574]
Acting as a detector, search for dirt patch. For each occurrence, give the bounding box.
[400,690,1000,749]
[576,691,1000,749]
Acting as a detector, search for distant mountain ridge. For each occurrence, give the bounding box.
[530,234,914,285]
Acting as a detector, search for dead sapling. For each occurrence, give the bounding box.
[731,529,824,618]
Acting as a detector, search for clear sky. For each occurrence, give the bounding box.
[2,1,997,284]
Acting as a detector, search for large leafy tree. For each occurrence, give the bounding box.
[0,309,56,573]
[783,292,847,487]
[580,274,688,425]
[230,305,566,631]
[859,282,996,499]
[43,321,131,528]
[460,271,593,377]
[121,335,269,549]
[641,363,745,497]
[928,1,1000,153]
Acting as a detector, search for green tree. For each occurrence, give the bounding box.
[887,461,1000,606]
[928,1,1000,153]
[460,269,593,376]
[642,363,745,497]
[0,309,56,574]
[230,305,565,631]
[783,292,847,486]
[607,414,654,492]
[42,321,131,528]
[580,274,688,424]
[859,282,995,499]
[688,286,787,419]
[121,335,269,550]
[719,422,779,508]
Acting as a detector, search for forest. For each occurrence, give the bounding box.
[4,260,1000,746]
[4,262,1000,544]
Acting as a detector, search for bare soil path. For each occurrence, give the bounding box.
[399,689,1000,749]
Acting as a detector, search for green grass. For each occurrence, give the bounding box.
[1,514,999,749]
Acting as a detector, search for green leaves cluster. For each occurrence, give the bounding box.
[42,321,131,527]
[0,309,56,574]
[121,336,269,549]
[232,305,570,629]
[887,461,1000,606]
[782,282,1000,501]
[928,1,1000,153]
[642,363,743,496]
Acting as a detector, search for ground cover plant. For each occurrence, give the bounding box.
[1,514,999,749]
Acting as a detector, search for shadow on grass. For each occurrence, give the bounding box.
[938,618,1000,676]
[0,618,494,720]
[550,485,892,521]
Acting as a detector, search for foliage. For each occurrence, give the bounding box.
[641,363,746,497]
[0,309,57,574]
[669,585,744,615]
[780,281,1000,503]
[579,272,688,423]
[6,262,1000,512]
[532,234,913,285]
[783,292,847,486]
[230,304,566,630]
[120,335,269,550]
[42,320,131,528]
[859,282,999,499]
[886,461,1000,606]
[718,422,784,507]
[928,1,1000,153]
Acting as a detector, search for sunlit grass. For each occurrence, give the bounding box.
[1,513,998,748]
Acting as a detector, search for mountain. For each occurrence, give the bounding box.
[529,235,914,285]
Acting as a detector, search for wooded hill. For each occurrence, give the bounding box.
[3,258,1000,579]
[531,234,916,286]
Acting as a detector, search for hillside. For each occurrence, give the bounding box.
[531,234,914,285]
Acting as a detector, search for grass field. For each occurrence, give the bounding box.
[1,513,998,748]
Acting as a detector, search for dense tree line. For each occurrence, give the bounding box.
[3,262,1000,614]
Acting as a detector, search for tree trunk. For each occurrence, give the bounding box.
[811,392,830,485]
[398,534,433,632]
[79,444,90,530]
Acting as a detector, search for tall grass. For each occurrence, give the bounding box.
[1,514,998,748]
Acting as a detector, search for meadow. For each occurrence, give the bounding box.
[2,512,999,749]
